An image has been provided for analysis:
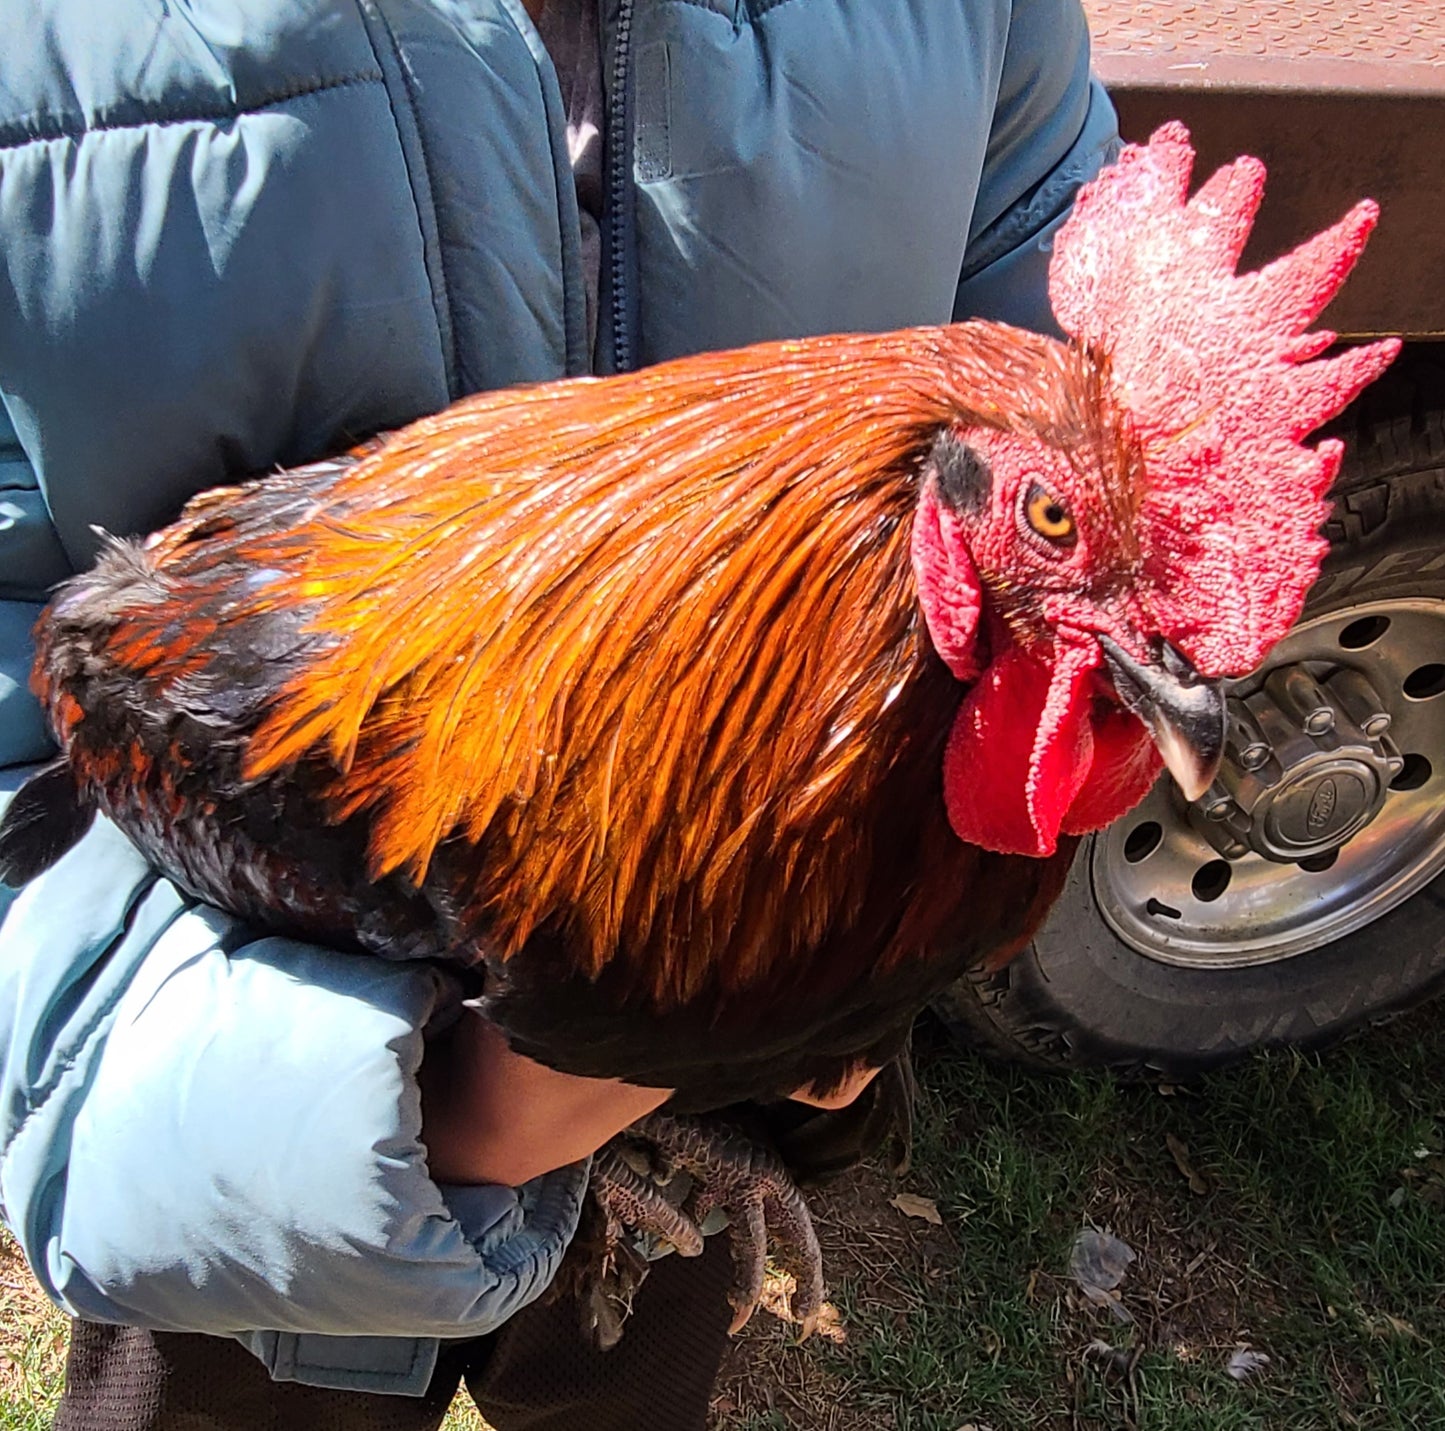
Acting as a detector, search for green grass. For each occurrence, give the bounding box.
[0,1236,65,1431]
[6,1007,1445,1429]
[718,1006,1445,1430]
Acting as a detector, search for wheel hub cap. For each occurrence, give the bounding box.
[1195,664,1403,863]
[1092,598,1445,968]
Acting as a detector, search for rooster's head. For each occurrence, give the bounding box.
[911,123,1399,858]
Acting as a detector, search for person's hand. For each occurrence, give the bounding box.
[788,1062,881,1111]
[419,1011,672,1186]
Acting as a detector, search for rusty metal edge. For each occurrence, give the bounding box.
[1095,50,1445,99]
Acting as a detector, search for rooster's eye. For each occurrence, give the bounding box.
[1022,484,1077,549]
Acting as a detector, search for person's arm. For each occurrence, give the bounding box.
[952,0,1121,336]
[0,865,585,1352]
[0,396,74,920]
[421,1014,672,1186]
[419,1009,879,1190]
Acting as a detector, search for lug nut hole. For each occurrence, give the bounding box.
[1403,664,1445,700]
[1191,860,1233,903]
[1391,754,1432,792]
[1298,850,1340,873]
[1123,821,1163,863]
[1338,615,1390,649]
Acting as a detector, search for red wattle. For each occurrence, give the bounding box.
[941,643,1096,857]
[941,638,1164,857]
[1061,709,1162,834]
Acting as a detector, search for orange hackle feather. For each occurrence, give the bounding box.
[137,323,1103,1004]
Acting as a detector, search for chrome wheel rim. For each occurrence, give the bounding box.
[1093,598,1445,969]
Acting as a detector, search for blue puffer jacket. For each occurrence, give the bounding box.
[0,0,1117,1396]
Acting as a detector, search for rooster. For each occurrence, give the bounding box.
[0,126,1397,1337]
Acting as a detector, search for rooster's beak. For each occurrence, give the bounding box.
[1097,635,1226,802]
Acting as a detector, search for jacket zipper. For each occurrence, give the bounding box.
[606,0,635,373]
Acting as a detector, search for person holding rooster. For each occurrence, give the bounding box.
[0,0,1121,1426]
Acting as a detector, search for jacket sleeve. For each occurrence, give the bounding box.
[952,0,1121,336]
[0,813,588,1395]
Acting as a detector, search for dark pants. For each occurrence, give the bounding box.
[52,1235,735,1431]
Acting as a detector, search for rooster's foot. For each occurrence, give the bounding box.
[619,1110,825,1336]
[579,1143,707,1349]
[590,1142,706,1258]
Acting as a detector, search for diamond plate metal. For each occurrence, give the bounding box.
[1086,0,1442,65]
[1085,0,1444,93]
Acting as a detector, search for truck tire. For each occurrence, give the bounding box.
[935,355,1445,1077]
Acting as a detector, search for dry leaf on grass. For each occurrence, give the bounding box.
[1084,1338,1137,1378]
[1165,1133,1210,1194]
[889,1193,943,1226]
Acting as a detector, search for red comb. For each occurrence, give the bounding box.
[1050,122,1400,674]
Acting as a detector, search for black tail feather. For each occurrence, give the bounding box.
[0,760,96,888]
